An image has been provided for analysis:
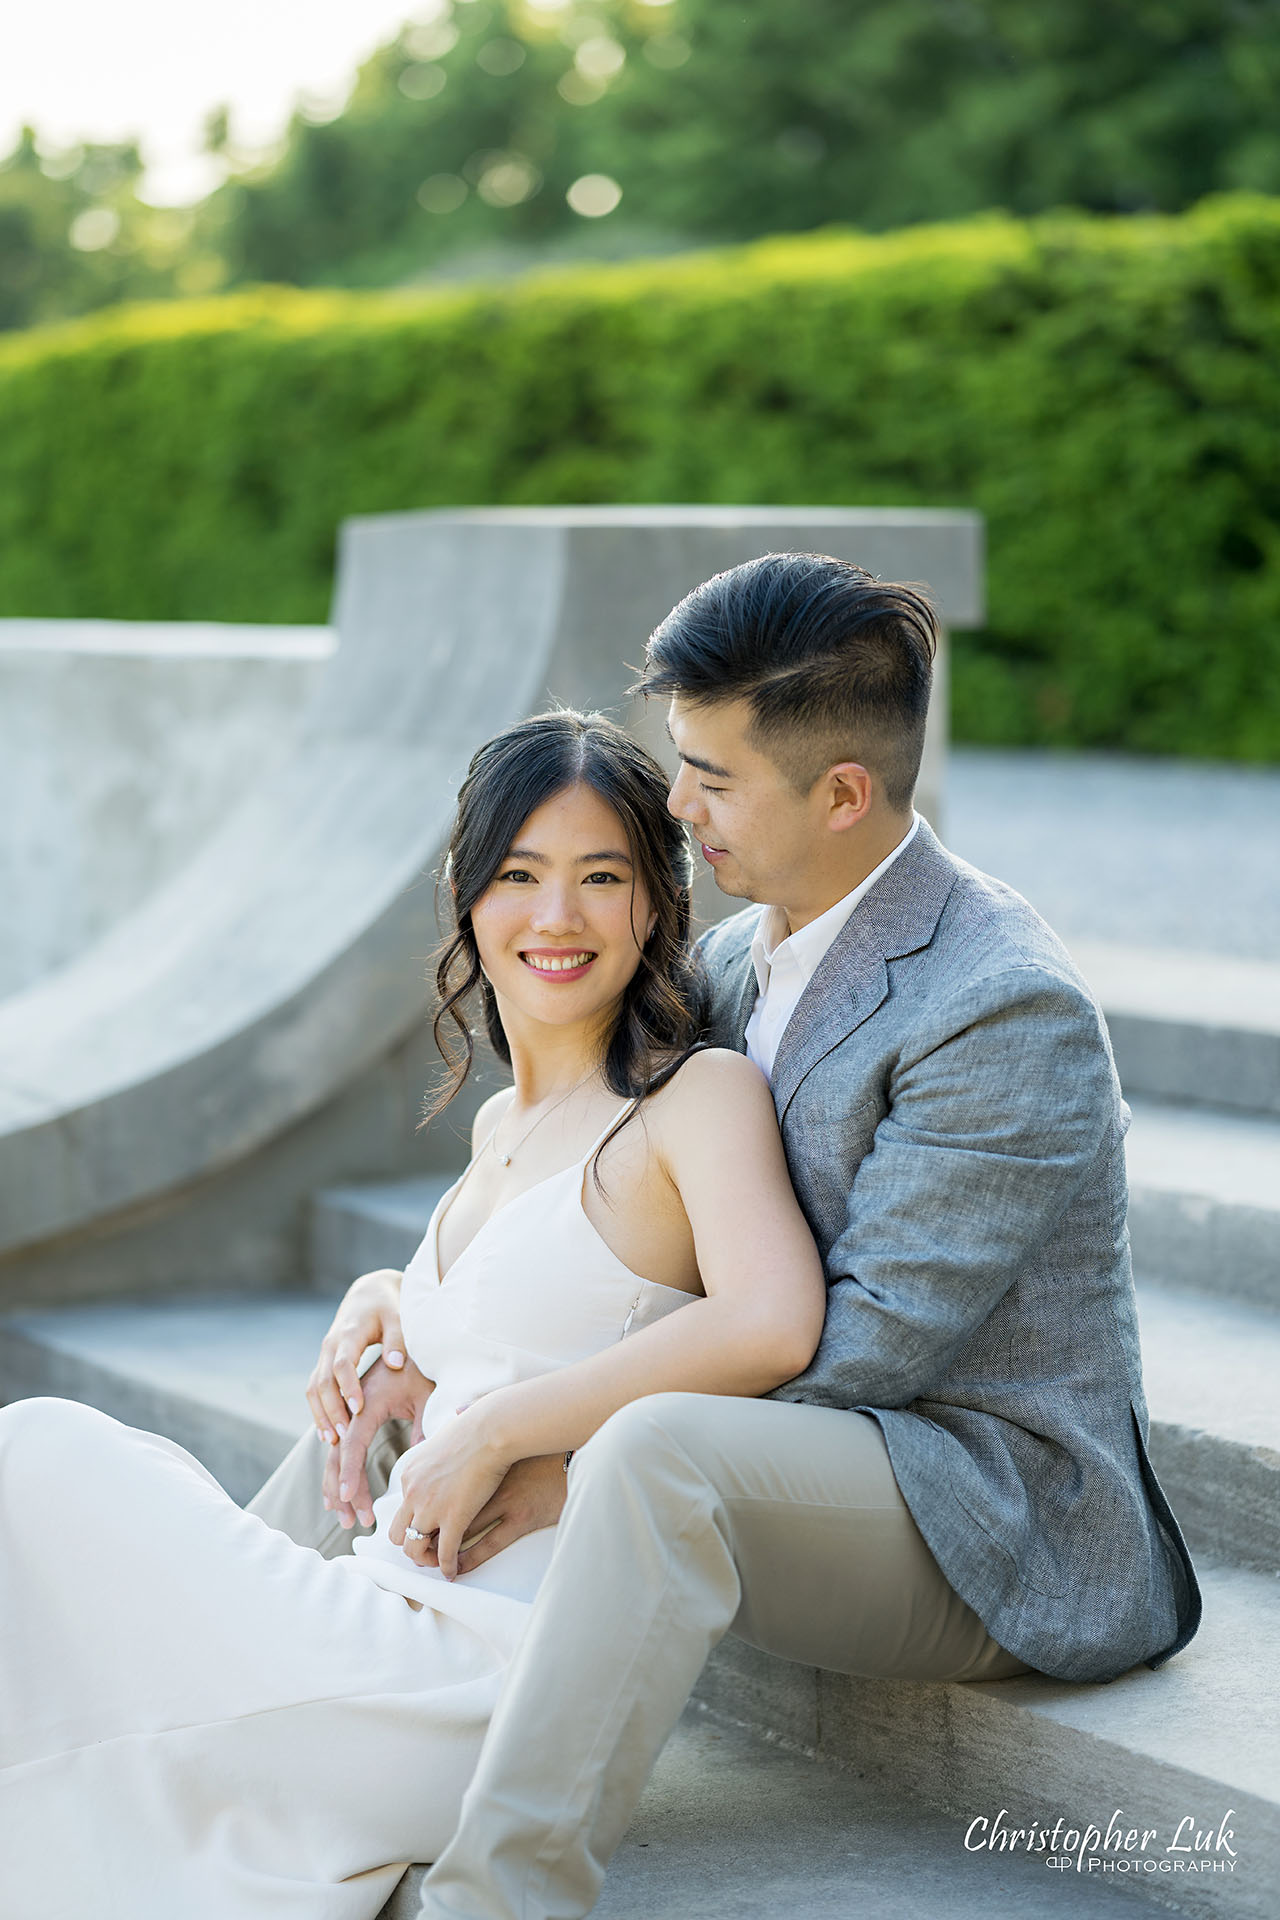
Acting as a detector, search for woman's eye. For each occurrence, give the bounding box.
[584,871,623,885]
[498,869,534,883]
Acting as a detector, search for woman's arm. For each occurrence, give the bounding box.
[390,1051,827,1576]
[486,1050,824,1439]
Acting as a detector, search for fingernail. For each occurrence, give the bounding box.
[335,1421,347,1438]
[345,1396,360,1415]
[340,1513,353,1529]
[323,1496,332,1510]
[385,1351,405,1368]
[339,1483,350,1501]
[359,1509,373,1527]
[322,1429,336,1446]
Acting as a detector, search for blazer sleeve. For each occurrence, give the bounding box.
[768,961,1124,1410]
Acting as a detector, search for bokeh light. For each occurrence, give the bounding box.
[475,39,526,77]
[68,207,121,251]
[417,172,467,213]
[398,65,448,101]
[566,173,621,218]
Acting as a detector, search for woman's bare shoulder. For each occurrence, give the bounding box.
[647,1047,775,1134]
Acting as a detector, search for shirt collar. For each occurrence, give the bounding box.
[749,812,921,997]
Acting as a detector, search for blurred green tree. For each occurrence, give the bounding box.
[5,0,1280,324]
[204,0,1280,290]
[209,0,634,289]
[602,0,1280,236]
[0,127,209,330]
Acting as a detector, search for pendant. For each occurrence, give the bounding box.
[498,1153,512,1167]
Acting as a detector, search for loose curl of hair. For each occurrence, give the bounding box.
[420,710,707,1142]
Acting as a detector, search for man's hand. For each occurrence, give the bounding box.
[322,1354,435,1530]
[409,1455,569,1578]
[307,1268,407,1443]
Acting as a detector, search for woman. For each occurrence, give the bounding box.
[0,711,826,1920]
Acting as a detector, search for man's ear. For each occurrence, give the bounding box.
[825,762,874,832]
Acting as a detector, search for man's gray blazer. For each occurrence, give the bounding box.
[698,816,1201,1685]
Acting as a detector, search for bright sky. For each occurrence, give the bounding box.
[3,1,439,205]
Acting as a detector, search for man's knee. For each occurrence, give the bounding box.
[571,1392,716,1496]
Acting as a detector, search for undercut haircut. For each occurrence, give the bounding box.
[637,552,939,811]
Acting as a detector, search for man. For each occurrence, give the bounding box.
[250,553,1200,1920]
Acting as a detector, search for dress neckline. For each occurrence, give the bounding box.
[434,1097,637,1285]
[430,1095,697,1301]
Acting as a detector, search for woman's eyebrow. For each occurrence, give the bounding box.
[504,847,633,866]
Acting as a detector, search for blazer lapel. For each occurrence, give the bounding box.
[769,927,887,1120]
[698,911,762,1053]
[725,958,759,1054]
[769,818,960,1121]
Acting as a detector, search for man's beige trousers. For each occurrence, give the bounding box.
[250,1392,1030,1919]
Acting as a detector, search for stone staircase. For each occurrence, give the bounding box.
[3,944,1276,1917]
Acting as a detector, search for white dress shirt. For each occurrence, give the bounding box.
[743,814,920,1079]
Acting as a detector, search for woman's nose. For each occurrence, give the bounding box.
[529,886,584,933]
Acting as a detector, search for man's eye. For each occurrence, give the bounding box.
[698,782,725,795]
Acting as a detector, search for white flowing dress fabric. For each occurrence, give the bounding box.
[0,1102,694,1920]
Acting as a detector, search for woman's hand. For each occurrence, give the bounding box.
[411,1455,568,1576]
[388,1404,513,1582]
[322,1354,436,1529]
[306,1268,407,1444]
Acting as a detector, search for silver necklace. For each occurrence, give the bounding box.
[489,1072,598,1168]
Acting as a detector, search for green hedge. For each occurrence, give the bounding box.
[1,195,1278,757]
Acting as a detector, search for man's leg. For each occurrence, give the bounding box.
[418,1392,1029,1920]
[245,1418,412,1556]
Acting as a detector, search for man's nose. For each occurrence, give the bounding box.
[667,763,702,823]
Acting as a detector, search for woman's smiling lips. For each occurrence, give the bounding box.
[519,948,599,981]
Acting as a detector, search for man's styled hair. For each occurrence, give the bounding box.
[638,552,939,811]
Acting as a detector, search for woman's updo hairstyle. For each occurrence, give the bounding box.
[422,709,706,1123]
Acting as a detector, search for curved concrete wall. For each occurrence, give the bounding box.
[0,622,334,998]
[0,508,981,1299]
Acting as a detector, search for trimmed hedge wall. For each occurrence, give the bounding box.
[1,196,1278,757]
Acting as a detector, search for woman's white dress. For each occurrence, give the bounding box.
[0,1103,693,1920]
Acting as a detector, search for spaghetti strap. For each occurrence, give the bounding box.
[580,1096,643,1164]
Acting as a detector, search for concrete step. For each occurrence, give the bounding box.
[1138,1280,1280,1576]
[693,1557,1276,1920]
[0,1293,330,1504]
[1071,942,1280,1119]
[1127,1101,1280,1310]
[378,1706,1154,1920]
[1,1288,1271,1917]
[310,1172,456,1295]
